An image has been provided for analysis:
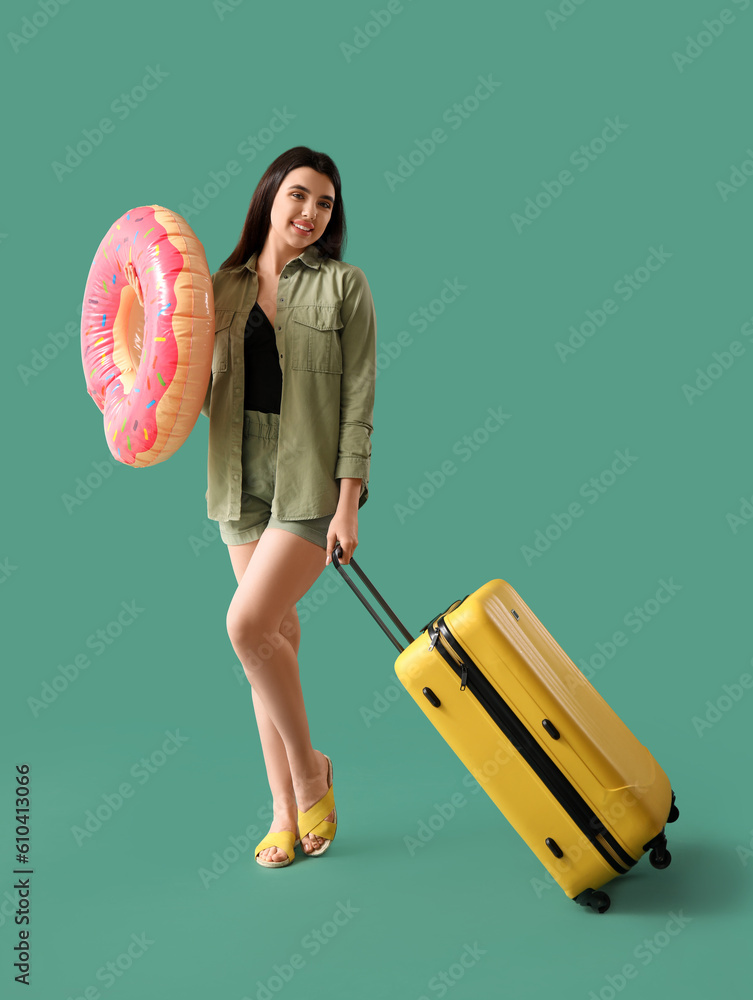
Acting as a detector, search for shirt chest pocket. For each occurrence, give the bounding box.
[211,309,234,373]
[290,305,343,374]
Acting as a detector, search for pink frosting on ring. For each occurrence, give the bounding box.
[81,205,213,466]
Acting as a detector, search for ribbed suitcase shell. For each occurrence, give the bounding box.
[394,578,673,900]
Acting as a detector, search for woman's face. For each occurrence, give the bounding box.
[268,166,336,249]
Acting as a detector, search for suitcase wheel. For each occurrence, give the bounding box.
[643,829,672,869]
[574,888,611,914]
[649,848,672,870]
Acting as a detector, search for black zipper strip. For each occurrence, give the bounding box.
[435,617,639,873]
[428,616,636,874]
[435,616,637,872]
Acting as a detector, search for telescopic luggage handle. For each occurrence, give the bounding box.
[331,543,414,653]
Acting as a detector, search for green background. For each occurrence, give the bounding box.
[3,0,752,996]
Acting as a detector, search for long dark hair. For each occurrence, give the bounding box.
[219,146,346,270]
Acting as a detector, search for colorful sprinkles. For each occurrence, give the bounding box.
[83,205,206,465]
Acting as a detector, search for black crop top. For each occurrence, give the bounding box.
[244,302,282,413]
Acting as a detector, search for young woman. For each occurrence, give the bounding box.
[200,147,377,867]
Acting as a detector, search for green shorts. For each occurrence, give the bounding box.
[218,410,336,550]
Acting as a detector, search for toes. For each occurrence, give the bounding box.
[259,846,286,862]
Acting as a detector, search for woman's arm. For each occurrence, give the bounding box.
[334,266,377,486]
[337,476,362,507]
[327,476,361,565]
[325,267,377,565]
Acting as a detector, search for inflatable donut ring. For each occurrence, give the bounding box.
[81,205,214,467]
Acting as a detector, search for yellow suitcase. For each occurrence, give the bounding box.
[332,546,679,913]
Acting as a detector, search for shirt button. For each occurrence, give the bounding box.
[233,474,239,480]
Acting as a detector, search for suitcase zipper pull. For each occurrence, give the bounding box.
[430,619,468,691]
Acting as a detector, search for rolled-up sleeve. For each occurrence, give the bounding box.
[334,266,376,483]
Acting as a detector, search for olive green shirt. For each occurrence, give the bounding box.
[200,244,376,523]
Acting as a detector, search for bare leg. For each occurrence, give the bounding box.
[228,539,303,863]
[226,529,335,861]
